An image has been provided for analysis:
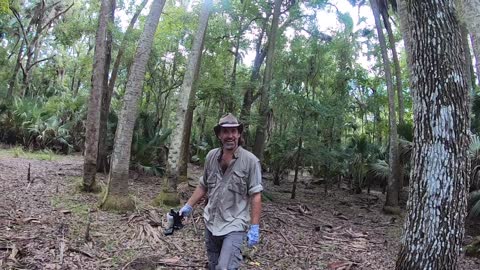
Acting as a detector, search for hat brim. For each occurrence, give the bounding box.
[214,124,244,135]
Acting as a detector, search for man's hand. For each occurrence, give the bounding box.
[247,224,260,247]
[179,204,193,217]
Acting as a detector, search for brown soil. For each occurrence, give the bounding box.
[1,151,480,269]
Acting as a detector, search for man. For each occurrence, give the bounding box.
[180,113,263,270]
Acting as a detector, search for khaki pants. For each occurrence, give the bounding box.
[205,229,246,270]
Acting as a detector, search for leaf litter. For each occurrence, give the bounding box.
[0,153,479,269]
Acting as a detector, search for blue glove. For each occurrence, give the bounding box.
[179,204,193,217]
[247,224,260,247]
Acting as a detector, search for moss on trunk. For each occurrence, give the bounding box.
[101,194,135,212]
[153,189,180,207]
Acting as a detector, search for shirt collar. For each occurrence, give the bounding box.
[217,146,242,161]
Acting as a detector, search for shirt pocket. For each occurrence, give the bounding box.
[206,172,218,190]
[228,170,247,195]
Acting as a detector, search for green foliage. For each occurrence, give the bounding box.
[0,93,86,152]
[131,112,172,176]
[0,0,9,14]
[468,190,480,218]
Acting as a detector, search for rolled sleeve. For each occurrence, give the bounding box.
[199,175,206,188]
[248,161,263,195]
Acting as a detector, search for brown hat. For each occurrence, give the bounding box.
[214,113,243,135]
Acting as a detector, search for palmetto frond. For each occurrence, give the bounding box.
[468,190,480,218]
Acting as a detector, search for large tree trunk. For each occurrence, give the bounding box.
[97,0,148,173]
[157,0,212,207]
[252,0,282,160]
[370,0,401,211]
[461,0,480,87]
[96,0,116,173]
[102,0,166,211]
[396,1,470,268]
[82,0,113,192]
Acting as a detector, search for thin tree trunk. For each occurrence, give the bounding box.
[396,0,470,268]
[240,22,267,149]
[461,0,480,87]
[472,35,480,87]
[253,0,282,160]
[158,0,212,206]
[370,0,400,211]
[228,1,248,113]
[461,24,474,95]
[380,8,404,126]
[82,0,112,192]
[291,115,304,200]
[102,0,166,211]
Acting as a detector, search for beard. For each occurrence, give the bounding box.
[222,139,237,150]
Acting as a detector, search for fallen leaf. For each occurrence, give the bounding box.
[8,244,18,262]
[248,261,261,266]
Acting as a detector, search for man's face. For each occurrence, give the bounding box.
[218,127,240,150]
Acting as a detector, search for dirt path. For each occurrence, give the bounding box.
[1,152,479,269]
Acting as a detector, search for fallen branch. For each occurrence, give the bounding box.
[279,231,298,252]
[67,247,94,258]
[85,209,92,242]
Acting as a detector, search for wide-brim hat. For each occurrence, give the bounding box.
[214,113,244,135]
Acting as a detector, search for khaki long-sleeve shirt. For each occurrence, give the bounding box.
[199,146,263,236]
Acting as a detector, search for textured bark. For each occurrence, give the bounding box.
[461,0,480,87]
[253,0,282,160]
[161,0,212,201]
[396,1,470,269]
[104,0,166,207]
[97,0,147,173]
[83,0,112,191]
[97,0,116,173]
[370,0,401,209]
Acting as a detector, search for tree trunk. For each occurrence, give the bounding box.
[97,0,148,173]
[472,35,480,87]
[461,0,480,87]
[253,0,282,160]
[240,22,267,149]
[380,8,404,126]
[102,0,166,211]
[460,24,475,95]
[82,0,112,192]
[228,1,248,113]
[157,0,212,207]
[291,115,304,200]
[178,101,195,181]
[396,1,470,268]
[370,0,401,211]
[97,0,116,173]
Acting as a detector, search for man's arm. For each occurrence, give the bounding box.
[186,185,207,207]
[250,192,262,225]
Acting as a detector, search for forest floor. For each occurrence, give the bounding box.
[1,148,480,270]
